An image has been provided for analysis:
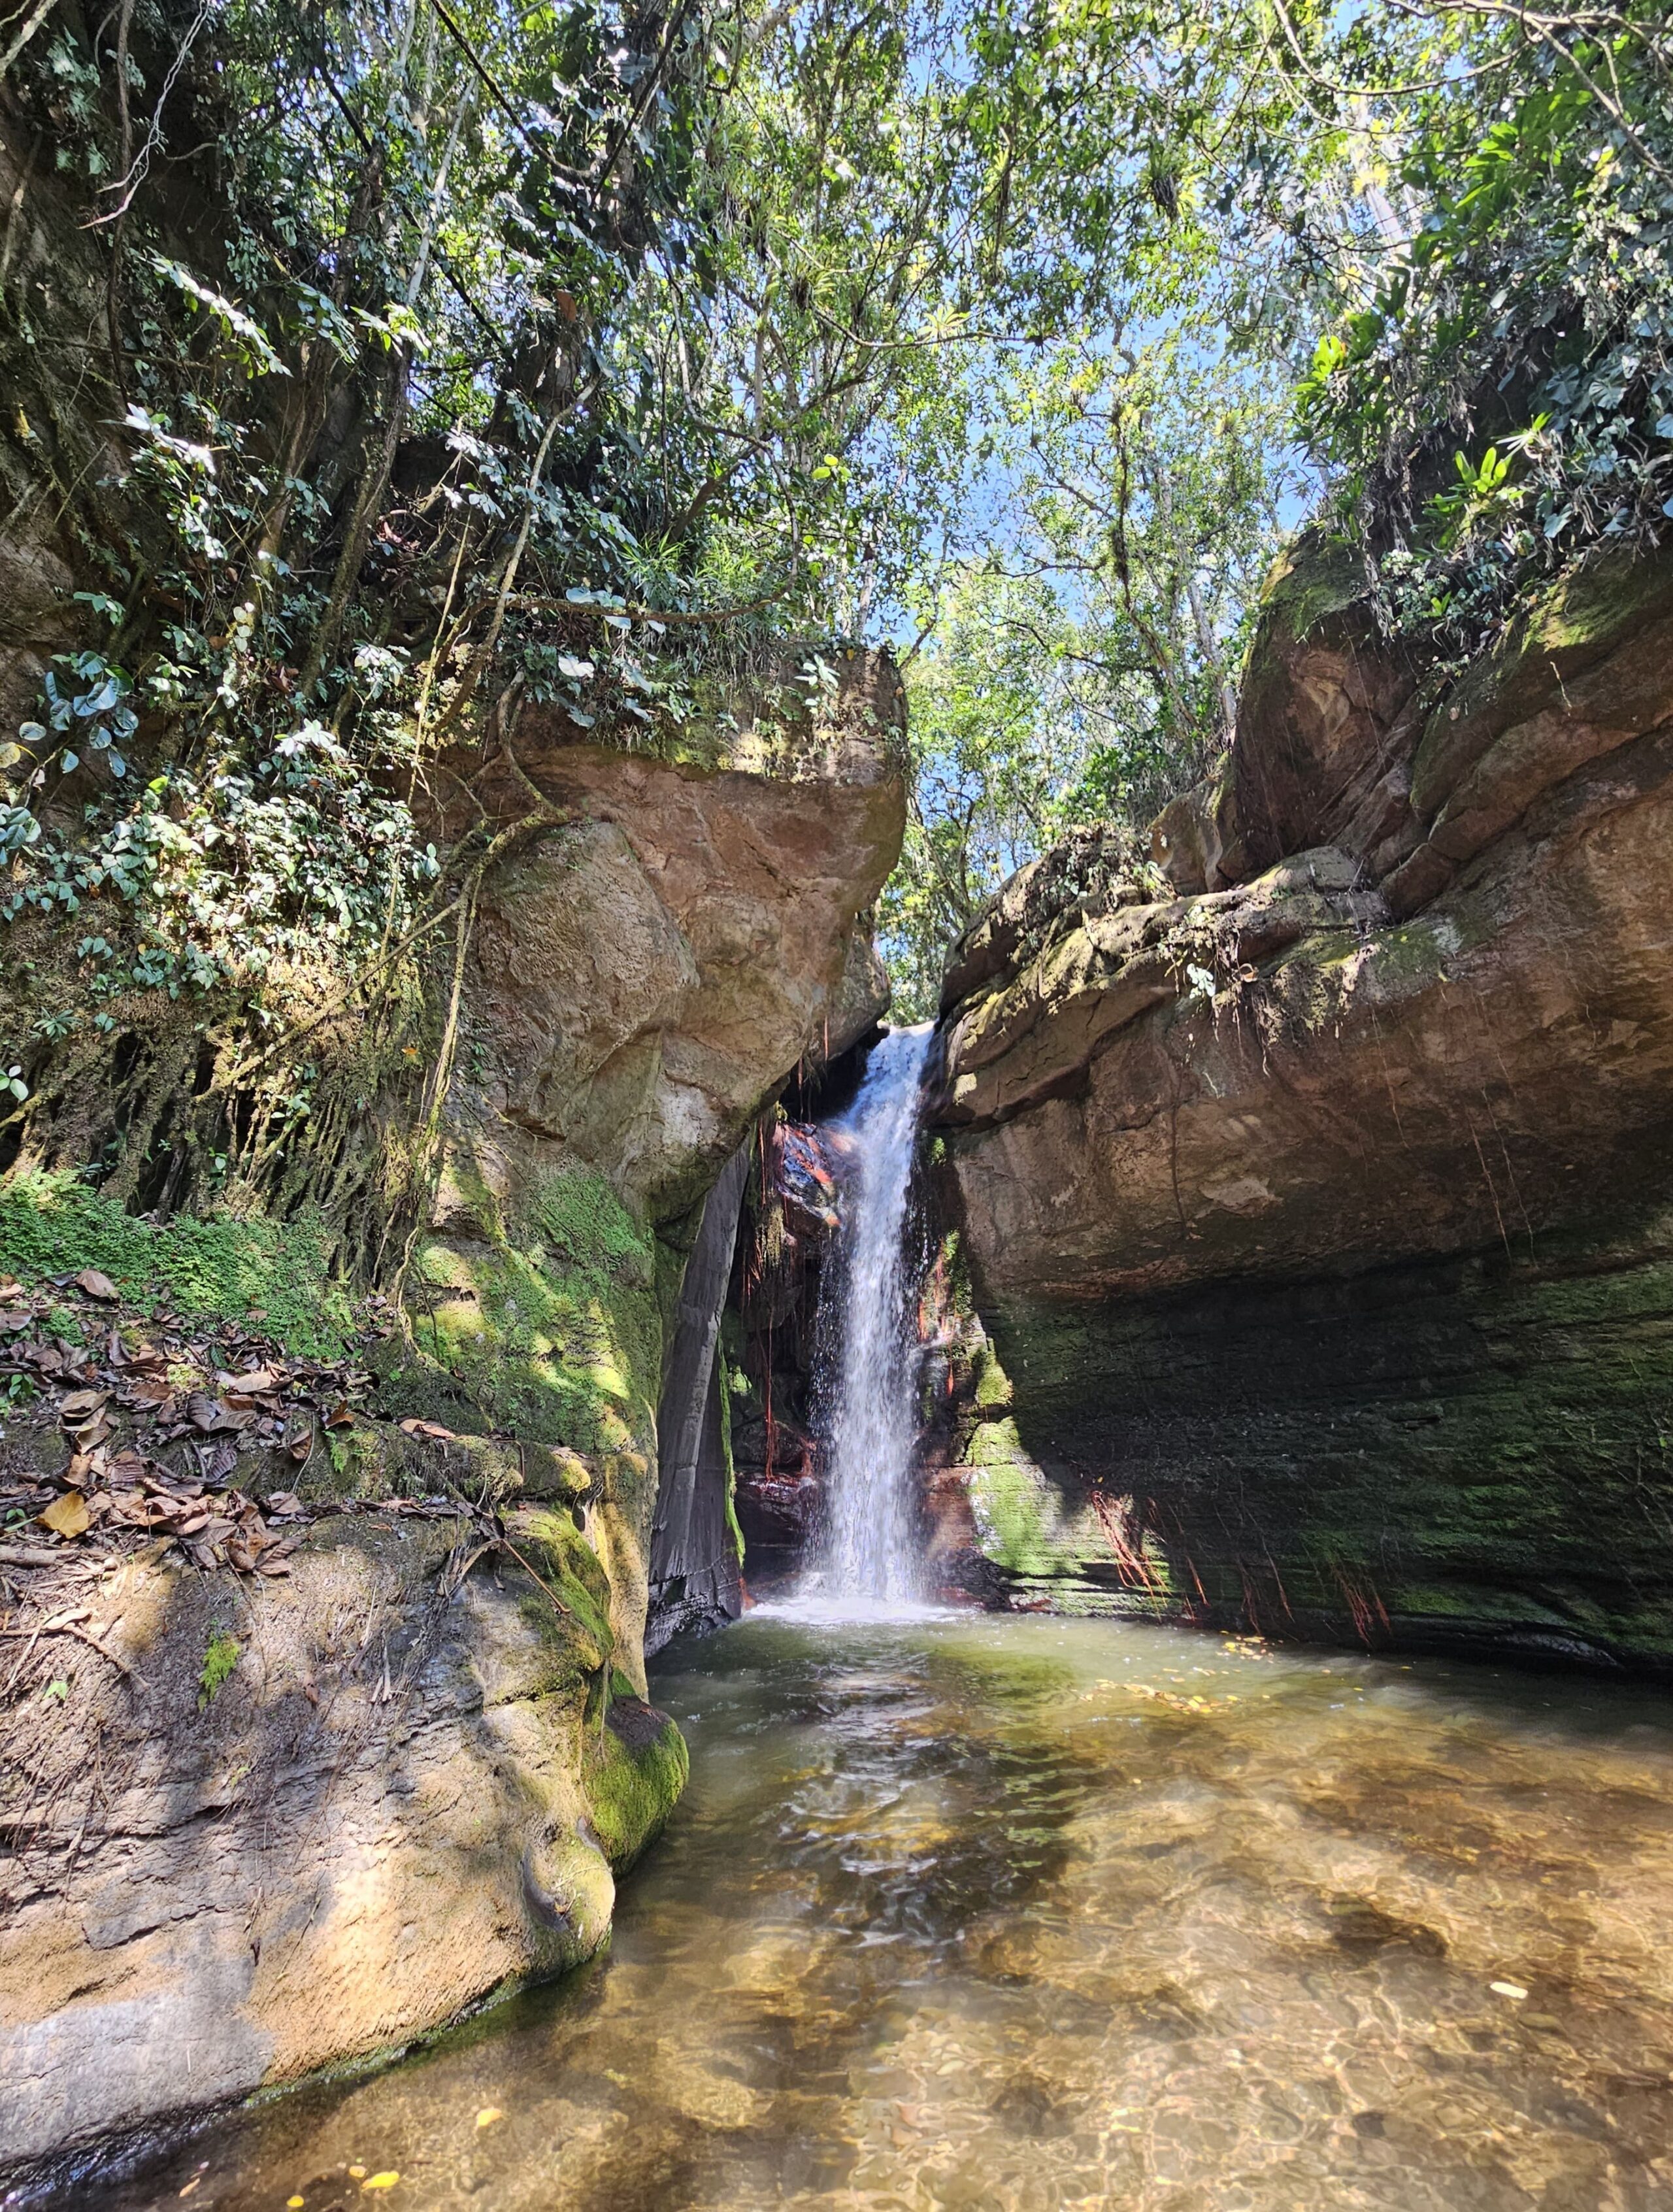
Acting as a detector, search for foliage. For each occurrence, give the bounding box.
[197,1628,242,1707]
[0,1169,355,1355]
[1291,4,1673,658]
[882,345,1300,1011]
[3,0,1666,1080]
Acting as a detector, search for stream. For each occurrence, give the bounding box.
[98,1607,1673,2211]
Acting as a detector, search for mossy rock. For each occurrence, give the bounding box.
[582,1692,690,1866]
[393,1165,662,1462]
[1412,543,1673,816]
[1256,529,1367,643]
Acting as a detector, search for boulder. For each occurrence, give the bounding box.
[0,1512,686,2188]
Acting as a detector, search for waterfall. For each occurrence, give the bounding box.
[816,1022,933,1604]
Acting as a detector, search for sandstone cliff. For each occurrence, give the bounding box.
[933,538,1673,1668]
[0,661,902,2186]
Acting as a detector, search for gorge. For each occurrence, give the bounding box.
[3,0,1673,2202]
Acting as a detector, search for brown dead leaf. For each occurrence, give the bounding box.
[265,1491,306,1518]
[76,1268,120,1302]
[0,1307,34,1333]
[122,1379,177,1409]
[58,1388,111,1422]
[286,1429,313,1461]
[195,1439,240,1485]
[325,1401,354,1429]
[217,1366,283,1394]
[188,1394,253,1435]
[399,1418,456,1442]
[39,1492,91,1540]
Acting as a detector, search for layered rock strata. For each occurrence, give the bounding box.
[934,540,1673,1666]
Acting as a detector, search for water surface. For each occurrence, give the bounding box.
[98,1614,1673,2211]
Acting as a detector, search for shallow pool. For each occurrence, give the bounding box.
[91,1610,1673,2209]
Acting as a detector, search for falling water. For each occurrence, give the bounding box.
[816,1022,933,1605]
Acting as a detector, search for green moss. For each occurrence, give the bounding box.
[510,1504,619,1667]
[527,1168,653,1279]
[978,1198,1673,1664]
[582,1706,689,1866]
[1261,529,1364,641]
[397,1165,662,1456]
[967,1414,1027,1467]
[0,1168,355,1356]
[972,1341,1014,1411]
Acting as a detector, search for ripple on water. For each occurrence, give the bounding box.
[84,1615,1673,2212]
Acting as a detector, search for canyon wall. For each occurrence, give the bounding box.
[0,663,902,2188]
[933,538,1673,1668]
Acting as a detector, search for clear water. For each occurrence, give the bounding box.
[814,1025,933,1605]
[93,1613,1673,2212]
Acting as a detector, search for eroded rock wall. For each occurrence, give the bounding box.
[934,540,1673,1667]
[0,1512,685,2187]
[0,673,903,2186]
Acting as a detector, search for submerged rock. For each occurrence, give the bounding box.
[933,539,1673,1667]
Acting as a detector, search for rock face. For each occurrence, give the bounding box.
[935,539,1673,1667]
[0,1514,685,2188]
[648,1142,751,1652]
[0,669,903,2187]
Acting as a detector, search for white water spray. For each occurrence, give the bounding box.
[817,1023,933,1604]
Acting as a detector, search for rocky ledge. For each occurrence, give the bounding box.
[932,538,1673,1668]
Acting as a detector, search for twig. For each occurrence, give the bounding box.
[0,0,57,78]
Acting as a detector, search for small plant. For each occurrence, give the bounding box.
[199,1628,242,1708]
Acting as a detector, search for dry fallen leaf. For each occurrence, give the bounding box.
[399,1418,456,1441]
[325,1402,354,1429]
[58,1388,110,1422]
[76,1267,120,1302]
[188,1394,253,1434]
[216,1366,283,1393]
[39,1492,91,1540]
